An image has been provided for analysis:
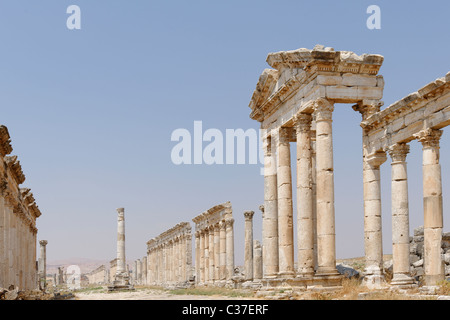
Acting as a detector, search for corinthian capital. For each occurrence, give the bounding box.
[414,128,443,149]
[293,113,312,133]
[313,98,334,121]
[388,143,410,163]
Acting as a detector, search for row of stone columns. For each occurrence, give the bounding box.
[0,194,39,291]
[147,231,192,286]
[362,127,445,286]
[262,98,338,279]
[195,218,234,285]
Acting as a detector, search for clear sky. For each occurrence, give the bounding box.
[0,0,449,265]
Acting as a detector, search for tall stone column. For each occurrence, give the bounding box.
[116,208,127,275]
[388,143,415,286]
[311,129,318,271]
[195,232,200,283]
[225,218,235,280]
[200,230,205,284]
[38,240,47,290]
[0,194,5,288]
[214,224,220,281]
[208,226,215,283]
[415,128,444,285]
[185,233,192,282]
[277,127,295,277]
[314,98,339,276]
[219,221,227,280]
[204,229,209,283]
[142,256,147,285]
[262,135,279,277]
[253,240,263,281]
[362,151,387,286]
[244,210,255,281]
[295,113,315,277]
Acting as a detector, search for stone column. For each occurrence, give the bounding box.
[204,229,209,283]
[311,129,318,271]
[195,231,200,283]
[200,230,205,284]
[0,194,5,288]
[142,256,147,285]
[363,151,387,286]
[415,128,445,285]
[262,135,279,277]
[314,98,339,276]
[388,143,415,286]
[185,233,192,282]
[39,240,48,290]
[219,221,227,280]
[134,260,138,284]
[295,113,314,277]
[116,208,127,276]
[208,226,215,283]
[214,224,220,281]
[244,210,254,281]
[277,127,295,277]
[253,240,263,281]
[226,218,235,280]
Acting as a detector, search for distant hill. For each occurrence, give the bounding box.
[47,258,135,275]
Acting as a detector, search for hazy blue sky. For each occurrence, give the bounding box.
[0,1,448,265]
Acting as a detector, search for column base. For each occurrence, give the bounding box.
[362,274,387,289]
[390,273,416,288]
[315,266,340,277]
[423,274,445,286]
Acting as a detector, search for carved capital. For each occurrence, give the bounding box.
[353,100,383,120]
[414,128,443,149]
[225,218,234,228]
[293,113,312,133]
[243,210,255,221]
[277,127,291,144]
[39,240,48,246]
[258,204,264,213]
[388,143,410,163]
[366,151,387,168]
[313,98,334,121]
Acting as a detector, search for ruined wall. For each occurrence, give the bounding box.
[0,125,42,290]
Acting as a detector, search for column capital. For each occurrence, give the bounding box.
[277,127,292,144]
[313,98,334,121]
[243,210,255,221]
[225,218,234,228]
[214,223,220,231]
[116,207,125,213]
[39,240,48,246]
[293,113,312,132]
[258,204,264,213]
[388,143,410,163]
[413,128,443,149]
[219,220,226,230]
[366,150,387,168]
[352,99,383,120]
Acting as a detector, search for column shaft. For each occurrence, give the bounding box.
[389,143,414,285]
[314,99,338,275]
[262,135,279,277]
[295,113,314,277]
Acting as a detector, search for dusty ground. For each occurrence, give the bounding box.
[75,287,257,300]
